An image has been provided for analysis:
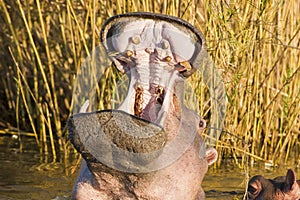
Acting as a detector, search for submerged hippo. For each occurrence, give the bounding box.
[248,169,300,200]
[69,12,226,200]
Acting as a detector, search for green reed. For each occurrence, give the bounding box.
[0,0,299,168]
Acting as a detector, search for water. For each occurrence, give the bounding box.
[0,135,298,200]
[0,136,78,200]
[203,167,245,200]
[203,161,300,200]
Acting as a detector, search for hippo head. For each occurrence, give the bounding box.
[247,169,300,200]
[68,12,226,199]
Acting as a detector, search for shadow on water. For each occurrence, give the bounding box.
[0,135,299,200]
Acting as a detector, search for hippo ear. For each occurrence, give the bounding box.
[247,177,262,199]
[284,169,299,192]
[205,148,218,166]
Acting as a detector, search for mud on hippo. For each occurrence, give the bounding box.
[68,12,226,200]
[248,169,300,200]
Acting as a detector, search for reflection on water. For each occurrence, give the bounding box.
[0,135,298,200]
[203,166,245,200]
[0,136,78,200]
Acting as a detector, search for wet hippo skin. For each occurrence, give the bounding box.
[248,169,300,200]
[69,12,222,200]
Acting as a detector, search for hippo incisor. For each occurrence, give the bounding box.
[69,12,226,200]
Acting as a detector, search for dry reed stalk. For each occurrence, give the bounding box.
[0,0,299,169]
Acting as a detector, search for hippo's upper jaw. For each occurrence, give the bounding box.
[247,169,300,200]
[69,12,218,200]
[100,13,206,127]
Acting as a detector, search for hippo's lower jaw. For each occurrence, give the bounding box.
[69,103,217,199]
[70,106,217,199]
[69,110,167,173]
[72,140,209,200]
[69,12,219,200]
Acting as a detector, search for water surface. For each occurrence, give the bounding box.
[0,136,77,200]
[0,135,298,200]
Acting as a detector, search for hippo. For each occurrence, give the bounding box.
[247,169,300,200]
[69,12,226,200]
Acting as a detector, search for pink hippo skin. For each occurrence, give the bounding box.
[69,12,225,200]
[248,169,300,200]
[70,97,218,199]
[72,143,217,200]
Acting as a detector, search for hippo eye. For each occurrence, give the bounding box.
[199,119,206,128]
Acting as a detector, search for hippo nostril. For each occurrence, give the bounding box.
[199,119,206,129]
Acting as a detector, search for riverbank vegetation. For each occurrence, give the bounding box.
[0,0,299,168]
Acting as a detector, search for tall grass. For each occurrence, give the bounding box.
[0,0,299,168]
[203,0,300,168]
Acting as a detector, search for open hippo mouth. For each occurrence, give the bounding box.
[101,13,204,122]
[68,13,225,173]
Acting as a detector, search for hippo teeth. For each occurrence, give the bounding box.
[104,17,200,127]
[115,47,183,126]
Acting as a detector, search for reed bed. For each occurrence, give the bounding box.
[0,0,299,168]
